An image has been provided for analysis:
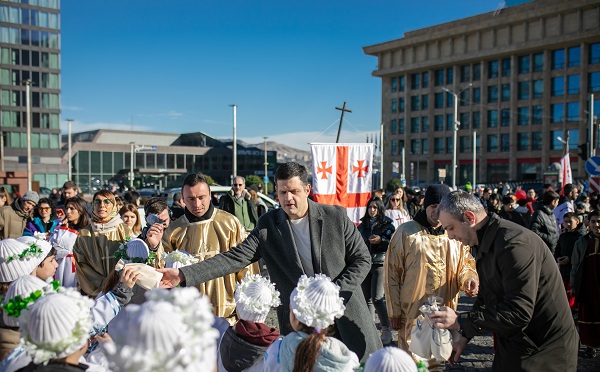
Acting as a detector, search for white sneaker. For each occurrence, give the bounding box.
[381,326,393,345]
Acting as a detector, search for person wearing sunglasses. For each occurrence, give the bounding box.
[385,190,411,229]
[218,176,258,233]
[23,197,60,238]
[73,190,133,297]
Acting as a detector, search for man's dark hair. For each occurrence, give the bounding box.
[588,209,600,220]
[275,162,308,185]
[182,173,211,192]
[63,180,77,191]
[173,192,182,203]
[563,212,577,220]
[542,190,560,206]
[543,183,553,190]
[563,183,576,196]
[501,195,515,206]
[144,197,169,215]
[124,191,141,205]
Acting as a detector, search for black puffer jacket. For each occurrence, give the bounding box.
[529,205,559,254]
[357,216,395,263]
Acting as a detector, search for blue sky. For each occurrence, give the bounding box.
[60,0,500,151]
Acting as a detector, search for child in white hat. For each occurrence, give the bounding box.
[102,287,220,371]
[263,274,359,372]
[17,288,98,370]
[364,347,419,372]
[217,274,281,372]
[48,226,79,288]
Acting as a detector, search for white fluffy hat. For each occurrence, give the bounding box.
[48,226,79,260]
[19,288,94,364]
[234,274,281,323]
[290,274,346,331]
[364,347,418,372]
[0,238,51,282]
[102,287,220,371]
[2,275,55,327]
[162,250,199,269]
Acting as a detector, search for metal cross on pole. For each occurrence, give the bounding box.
[335,102,352,143]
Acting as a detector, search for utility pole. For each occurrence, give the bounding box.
[473,131,477,191]
[25,79,32,191]
[67,118,73,181]
[230,104,237,177]
[335,102,352,143]
[129,142,135,189]
[263,137,268,193]
[380,122,384,189]
[591,93,596,157]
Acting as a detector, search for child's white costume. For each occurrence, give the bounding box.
[49,226,79,288]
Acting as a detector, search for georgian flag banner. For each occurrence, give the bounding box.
[559,153,573,195]
[310,143,374,224]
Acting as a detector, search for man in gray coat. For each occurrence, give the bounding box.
[159,162,381,360]
[431,191,578,371]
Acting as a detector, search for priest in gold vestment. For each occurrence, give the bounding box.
[162,174,257,322]
[385,185,478,356]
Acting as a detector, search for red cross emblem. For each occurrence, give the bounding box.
[317,161,333,180]
[352,160,368,178]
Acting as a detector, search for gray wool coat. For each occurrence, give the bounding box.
[180,199,382,360]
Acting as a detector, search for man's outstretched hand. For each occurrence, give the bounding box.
[157,268,183,288]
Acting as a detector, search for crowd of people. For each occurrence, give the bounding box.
[0,167,597,371]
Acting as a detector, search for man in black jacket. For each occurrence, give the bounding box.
[431,191,578,371]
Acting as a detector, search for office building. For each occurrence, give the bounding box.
[364,0,600,186]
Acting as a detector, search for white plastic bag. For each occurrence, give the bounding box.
[409,296,453,360]
[409,315,433,358]
[431,324,453,360]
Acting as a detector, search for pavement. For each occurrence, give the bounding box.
[265,294,600,371]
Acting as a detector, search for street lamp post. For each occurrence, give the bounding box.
[473,131,477,191]
[263,137,268,193]
[380,121,384,189]
[442,83,471,190]
[25,79,32,191]
[230,104,237,178]
[67,118,74,181]
[129,142,135,189]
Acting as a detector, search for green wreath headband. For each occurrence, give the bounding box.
[5,243,43,263]
[1,280,60,318]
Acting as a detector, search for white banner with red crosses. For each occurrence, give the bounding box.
[310,143,373,224]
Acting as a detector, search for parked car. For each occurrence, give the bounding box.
[138,188,159,204]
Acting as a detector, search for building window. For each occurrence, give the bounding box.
[391,140,397,155]
[590,43,600,64]
[459,136,470,153]
[399,76,405,91]
[399,119,405,134]
[391,77,397,93]
[473,111,481,129]
[567,75,580,94]
[501,84,510,102]
[459,112,470,129]
[567,46,580,67]
[487,85,498,103]
[434,92,444,108]
[589,72,600,92]
[460,89,470,106]
[460,65,470,82]
[391,99,397,113]
[434,115,443,131]
[446,114,453,131]
[391,119,397,135]
[411,73,420,90]
[446,92,453,107]
[421,116,429,132]
[552,49,565,69]
[567,102,579,122]
[550,130,563,150]
[533,52,544,72]
[472,87,481,104]
[446,67,454,84]
[488,60,499,78]
[518,107,530,126]
[421,94,429,110]
[568,130,579,150]
[532,132,542,150]
[501,133,510,152]
[446,137,453,154]
[434,137,444,154]
[533,80,543,98]
[399,97,405,113]
[422,139,429,154]
[551,77,564,96]
[501,109,510,127]
[532,106,543,125]
[518,55,530,74]
[473,63,481,81]
[488,110,498,128]
[501,58,511,77]
[551,103,564,123]
[411,117,419,133]
[411,96,420,111]
[518,81,530,100]
[487,135,498,152]
[517,133,529,151]
[411,139,420,154]
[422,72,429,88]
[434,69,444,86]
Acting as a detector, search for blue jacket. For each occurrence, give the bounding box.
[23,217,60,237]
